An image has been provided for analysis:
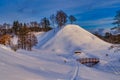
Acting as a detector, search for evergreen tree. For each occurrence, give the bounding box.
[105,32,112,39]
[50,14,56,27]
[12,21,21,35]
[69,15,77,24]
[112,10,120,32]
[56,10,67,28]
[41,17,50,31]
[19,23,30,36]
[30,21,39,27]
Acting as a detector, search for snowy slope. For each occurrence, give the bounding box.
[0,45,119,80]
[40,25,110,54]
[0,24,120,80]
[35,28,60,48]
[0,45,72,80]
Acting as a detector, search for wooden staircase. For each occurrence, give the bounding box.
[77,58,99,67]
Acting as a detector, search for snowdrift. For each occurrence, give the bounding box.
[39,25,110,53]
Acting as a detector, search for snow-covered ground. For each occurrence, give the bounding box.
[0,25,120,80]
[93,28,120,36]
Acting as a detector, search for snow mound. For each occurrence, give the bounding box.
[41,25,110,53]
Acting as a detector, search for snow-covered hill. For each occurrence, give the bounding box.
[0,25,120,80]
[37,25,110,54]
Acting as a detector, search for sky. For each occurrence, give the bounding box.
[0,0,120,31]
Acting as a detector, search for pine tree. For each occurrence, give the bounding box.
[69,15,77,24]
[112,10,120,32]
[41,17,51,31]
[12,21,21,35]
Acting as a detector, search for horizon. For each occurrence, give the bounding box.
[0,0,120,31]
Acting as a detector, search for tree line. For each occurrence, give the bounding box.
[0,9,120,51]
[0,10,77,35]
[94,10,120,44]
[94,32,120,44]
[0,10,77,51]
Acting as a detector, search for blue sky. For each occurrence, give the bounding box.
[0,0,120,31]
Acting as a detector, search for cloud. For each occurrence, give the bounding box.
[78,17,114,30]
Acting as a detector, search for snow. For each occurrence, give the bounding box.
[35,28,60,48]
[94,28,120,36]
[10,36,18,45]
[40,25,110,54]
[0,46,72,80]
[0,25,120,80]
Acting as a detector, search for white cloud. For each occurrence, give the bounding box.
[80,17,114,26]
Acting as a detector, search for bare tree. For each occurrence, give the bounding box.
[56,10,67,28]
[25,32,38,51]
